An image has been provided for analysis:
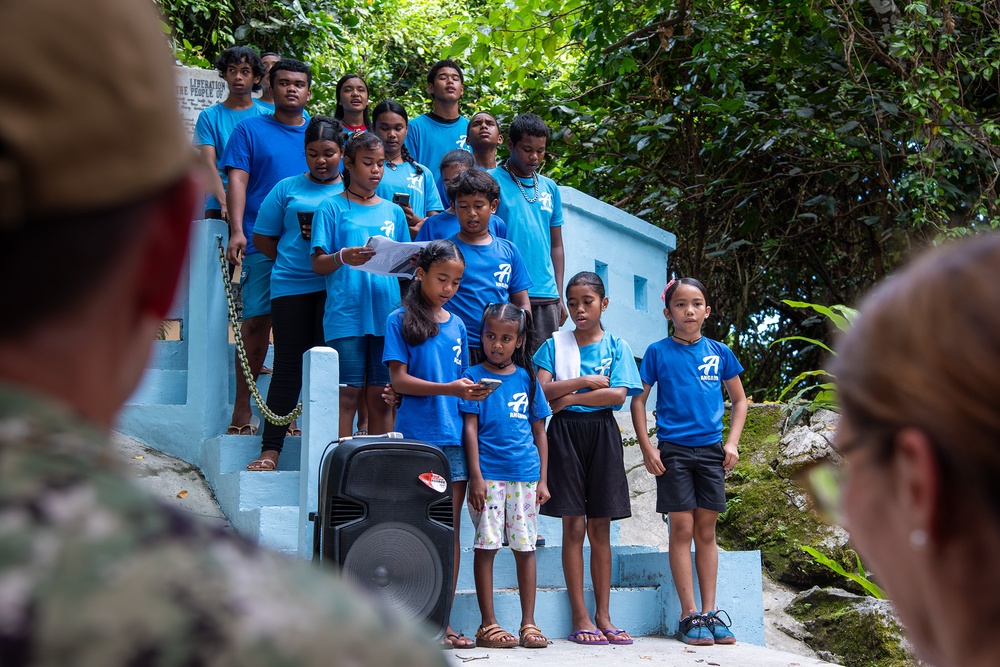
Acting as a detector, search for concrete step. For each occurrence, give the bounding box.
[217,469,300,512]
[205,435,302,474]
[455,545,658,590]
[127,368,187,405]
[450,586,662,640]
[257,505,300,555]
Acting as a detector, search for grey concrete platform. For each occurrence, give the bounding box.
[444,636,838,666]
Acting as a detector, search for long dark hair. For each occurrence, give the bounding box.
[402,240,465,345]
[333,74,371,130]
[341,131,384,189]
[479,302,537,413]
[304,115,345,149]
[372,99,423,176]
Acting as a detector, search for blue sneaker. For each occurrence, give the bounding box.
[703,610,736,645]
[677,613,714,645]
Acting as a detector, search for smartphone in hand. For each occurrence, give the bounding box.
[392,192,410,207]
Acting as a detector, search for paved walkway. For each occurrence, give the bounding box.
[445,636,837,666]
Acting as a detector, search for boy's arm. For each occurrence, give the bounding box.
[532,420,550,504]
[463,412,487,511]
[723,375,748,470]
[197,145,227,219]
[225,168,249,264]
[550,225,568,326]
[631,384,665,476]
[552,387,626,412]
[510,290,531,314]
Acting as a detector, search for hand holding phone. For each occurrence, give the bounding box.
[478,378,502,392]
[297,210,315,240]
[392,192,410,207]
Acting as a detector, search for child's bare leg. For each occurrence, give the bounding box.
[562,516,601,639]
[693,509,720,611]
[473,548,499,626]
[338,386,362,438]
[444,481,469,645]
[587,517,617,631]
[512,550,537,628]
[363,385,393,435]
[668,510,699,615]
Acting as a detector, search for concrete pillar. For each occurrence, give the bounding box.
[298,346,340,558]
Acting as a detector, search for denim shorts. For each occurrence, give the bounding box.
[239,252,273,319]
[325,335,390,387]
[442,444,468,483]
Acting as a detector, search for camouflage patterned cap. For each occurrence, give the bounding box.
[0,0,193,229]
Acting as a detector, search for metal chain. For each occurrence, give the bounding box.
[216,237,301,426]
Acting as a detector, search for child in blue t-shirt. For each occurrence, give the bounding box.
[532,271,643,646]
[372,100,443,239]
[193,46,266,220]
[382,239,491,650]
[489,113,568,355]
[416,150,507,241]
[631,277,748,646]
[443,168,531,364]
[460,303,551,650]
[244,116,345,471]
[311,131,408,439]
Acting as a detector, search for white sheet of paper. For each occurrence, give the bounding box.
[354,235,430,277]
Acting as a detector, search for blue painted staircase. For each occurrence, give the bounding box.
[119,217,766,645]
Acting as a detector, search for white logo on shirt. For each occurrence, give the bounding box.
[699,355,720,381]
[508,392,529,420]
[457,135,469,151]
[407,172,422,191]
[594,357,612,376]
[453,338,462,366]
[493,263,512,288]
[381,220,394,237]
[539,192,553,213]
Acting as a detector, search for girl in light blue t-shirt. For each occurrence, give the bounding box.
[245,116,345,472]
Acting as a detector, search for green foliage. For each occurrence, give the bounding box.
[800,545,887,599]
[162,0,1000,400]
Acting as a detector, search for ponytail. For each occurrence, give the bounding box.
[402,240,464,345]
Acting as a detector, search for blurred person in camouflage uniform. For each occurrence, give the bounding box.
[0,1,446,665]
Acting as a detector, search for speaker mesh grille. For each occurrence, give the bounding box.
[342,522,443,620]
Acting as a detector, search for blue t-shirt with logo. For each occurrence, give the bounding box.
[376,160,444,221]
[639,336,744,447]
[252,174,342,299]
[222,114,308,255]
[383,308,467,446]
[459,365,551,482]
[533,332,643,412]
[404,114,471,184]
[310,196,409,341]
[488,166,564,299]
[414,210,507,242]
[445,235,532,348]
[193,103,269,211]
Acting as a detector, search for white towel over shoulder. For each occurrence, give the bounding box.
[552,329,581,382]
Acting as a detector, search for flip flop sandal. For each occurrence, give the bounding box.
[475,623,518,649]
[444,632,475,649]
[601,628,634,645]
[519,624,549,649]
[567,629,609,645]
[246,451,278,471]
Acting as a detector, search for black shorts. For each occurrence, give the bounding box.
[655,441,727,513]
[540,409,632,520]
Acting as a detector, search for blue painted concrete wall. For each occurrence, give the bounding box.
[559,187,676,357]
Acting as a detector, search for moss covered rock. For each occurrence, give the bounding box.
[788,587,917,667]
[717,405,856,588]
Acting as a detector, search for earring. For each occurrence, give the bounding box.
[909,529,928,550]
